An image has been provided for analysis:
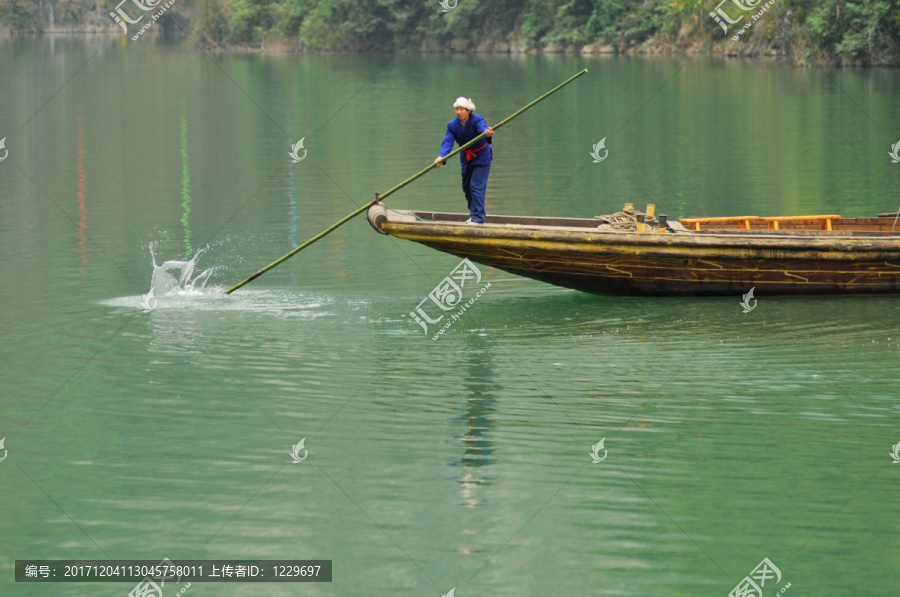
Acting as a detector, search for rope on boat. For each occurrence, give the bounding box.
[594,209,659,232]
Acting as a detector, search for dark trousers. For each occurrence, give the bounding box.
[461,162,490,223]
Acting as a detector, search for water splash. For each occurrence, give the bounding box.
[148,243,220,297]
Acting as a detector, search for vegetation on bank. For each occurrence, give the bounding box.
[190,0,900,65]
[0,0,38,30]
[2,0,899,66]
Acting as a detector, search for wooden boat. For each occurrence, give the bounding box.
[366,204,900,296]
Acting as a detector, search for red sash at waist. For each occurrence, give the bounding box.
[463,142,488,162]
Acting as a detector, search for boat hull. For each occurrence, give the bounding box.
[367,206,900,296]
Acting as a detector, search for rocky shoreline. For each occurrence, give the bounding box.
[0,21,872,67]
[3,0,897,67]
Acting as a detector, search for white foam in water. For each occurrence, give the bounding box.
[101,243,335,317]
[148,243,219,296]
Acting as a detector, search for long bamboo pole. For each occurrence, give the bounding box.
[225,68,588,294]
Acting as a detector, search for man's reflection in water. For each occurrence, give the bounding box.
[453,335,496,508]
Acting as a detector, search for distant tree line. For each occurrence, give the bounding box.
[192,0,900,65]
[2,0,899,65]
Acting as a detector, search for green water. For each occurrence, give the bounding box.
[2,35,900,596]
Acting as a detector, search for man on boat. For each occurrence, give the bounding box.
[434,97,494,225]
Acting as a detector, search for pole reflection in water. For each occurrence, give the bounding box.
[287,120,300,287]
[180,110,192,258]
[287,123,299,250]
[76,110,89,275]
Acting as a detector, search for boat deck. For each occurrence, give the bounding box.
[406,210,900,238]
[409,210,603,229]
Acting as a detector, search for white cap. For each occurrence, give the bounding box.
[453,97,475,112]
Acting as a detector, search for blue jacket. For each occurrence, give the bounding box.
[439,113,493,167]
